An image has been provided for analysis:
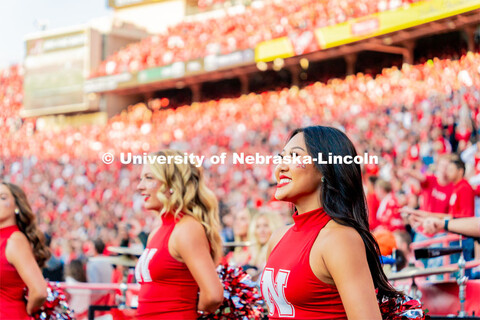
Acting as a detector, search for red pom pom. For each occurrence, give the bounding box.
[25,283,75,320]
[378,293,426,320]
[198,263,264,319]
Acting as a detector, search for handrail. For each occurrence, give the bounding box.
[49,282,140,291]
[410,234,463,249]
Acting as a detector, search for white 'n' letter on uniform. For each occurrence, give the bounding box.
[135,248,157,282]
[260,268,295,317]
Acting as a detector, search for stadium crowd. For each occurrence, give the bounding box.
[90,0,422,77]
[2,51,480,285]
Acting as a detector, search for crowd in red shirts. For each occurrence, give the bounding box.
[1,52,480,273]
[91,0,421,77]
[0,65,23,123]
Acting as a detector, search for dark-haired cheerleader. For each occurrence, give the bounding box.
[0,182,50,319]
[261,126,400,319]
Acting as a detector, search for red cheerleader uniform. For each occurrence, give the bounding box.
[0,225,31,320]
[135,213,199,319]
[261,207,347,319]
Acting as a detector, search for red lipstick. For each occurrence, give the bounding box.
[277,175,292,188]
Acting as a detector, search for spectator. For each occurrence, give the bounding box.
[247,211,282,280]
[86,239,113,283]
[393,230,416,269]
[220,209,234,245]
[42,233,65,282]
[401,155,453,215]
[399,154,454,262]
[66,259,86,283]
[404,155,476,275]
[65,259,91,316]
[401,156,475,220]
[447,155,475,218]
[225,208,253,267]
[366,175,380,230]
[374,179,404,232]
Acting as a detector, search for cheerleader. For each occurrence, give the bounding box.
[261,126,399,319]
[0,182,50,319]
[135,150,223,319]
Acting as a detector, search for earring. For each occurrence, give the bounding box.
[321,177,325,183]
[169,188,174,194]
[15,208,20,215]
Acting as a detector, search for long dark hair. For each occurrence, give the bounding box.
[2,182,51,267]
[289,126,399,298]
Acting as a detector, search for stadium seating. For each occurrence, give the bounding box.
[1,52,479,258]
[90,0,422,77]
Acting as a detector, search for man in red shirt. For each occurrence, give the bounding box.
[446,156,475,218]
[401,156,453,242]
[401,155,453,214]
[374,179,405,232]
[403,156,474,220]
[400,155,475,276]
[403,156,476,274]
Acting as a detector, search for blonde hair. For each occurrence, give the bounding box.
[232,208,255,258]
[233,208,254,242]
[248,211,282,267]
[148,149,223,263]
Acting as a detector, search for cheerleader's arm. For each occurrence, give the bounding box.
[6,231,48,315]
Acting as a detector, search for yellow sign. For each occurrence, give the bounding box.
[255,37,295,62]
[315,0,480,49]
